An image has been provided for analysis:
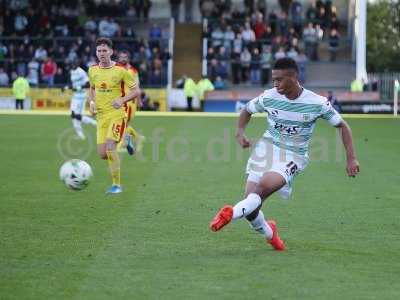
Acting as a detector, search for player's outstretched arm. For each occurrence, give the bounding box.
[336,120,360,177]
[235,109,252,148]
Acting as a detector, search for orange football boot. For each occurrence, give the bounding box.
[267,220,286,251]
[209,205,233,232]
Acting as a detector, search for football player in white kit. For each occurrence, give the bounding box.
[209,58,360,251]
[68,60,96,139]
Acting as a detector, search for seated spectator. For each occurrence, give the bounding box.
[216,46,229,61]
[149,69,162,86]
[0,67,10,86]
[287,46,299,60]
[214,76,226,90]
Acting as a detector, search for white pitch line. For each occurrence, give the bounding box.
[0,109,398,119]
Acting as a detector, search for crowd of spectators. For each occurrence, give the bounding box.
[202,0,344,87]
[0,0,170,87]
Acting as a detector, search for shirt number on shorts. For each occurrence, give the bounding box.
[112,124,122,134]
[285,161,298,176]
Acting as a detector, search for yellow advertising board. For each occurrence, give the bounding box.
[0,88,167,111]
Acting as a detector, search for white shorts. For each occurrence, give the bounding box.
[245,138,308,199]
[70,92,86,115]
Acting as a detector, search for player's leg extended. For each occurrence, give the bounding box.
[210,172,285,231]
[70,98,85,139]
[104,117,126,193]
[125,104,145,154]
[244,179,285,250]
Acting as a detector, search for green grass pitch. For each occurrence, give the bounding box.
[1,114,400,299]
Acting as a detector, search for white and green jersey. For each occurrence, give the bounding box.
[246,87,343,159]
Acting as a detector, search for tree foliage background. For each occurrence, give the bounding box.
[367,0,400,72]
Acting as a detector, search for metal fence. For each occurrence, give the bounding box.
[368,72,400,101]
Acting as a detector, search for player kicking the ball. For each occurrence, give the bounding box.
[209,58,360,250]
[88,38,140,194]
[68,60,96,140]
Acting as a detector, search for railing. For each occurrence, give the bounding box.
[368,72,400,101]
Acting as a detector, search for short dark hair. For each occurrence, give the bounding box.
[96,37,113,48]
[273,57,298,73]
[119,49,130,57]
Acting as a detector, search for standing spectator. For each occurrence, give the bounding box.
[0,42,7,63]
[211,25,224,48]
[260,45,272,85]
[303,23,317,60]
[242,22,256,47]
[250,47,261,85]
[328,28,340,62]
[274,46,286,60]
[296,49,307,83]
[14,11,28,36]
[232,33,243,55]
[278,0,292,14]
[54,67,67,85]
[170,0,182,22]
[200,0,215,18]
[231,52,241,84]
[197,75,214,111]
[12,74,30,110]
[27,57,40,86]
[306,2,318,23]
[223,25,235,54]
[240,47,251,83]
[98,17,119,37]
[0,67,10,86]
[291,0,303,35]
[34,45,48,62]
[143,0,152,20]
[253,12,267,40]
[277,11,289,37]
[183,76,197,111]
[149,23,162,49]
[41,56,57,86]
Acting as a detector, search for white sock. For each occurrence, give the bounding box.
[82,116,97,126]
[72,119,85,139]
[248,210,273,239]
[232,193,262,220]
